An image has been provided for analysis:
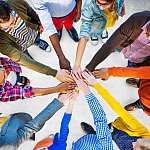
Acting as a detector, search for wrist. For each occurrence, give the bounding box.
[83,88,91,95]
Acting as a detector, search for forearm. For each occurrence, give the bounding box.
[49,34,66,60]
[33,86,59,96]
[8,47,57,76]
[74,37,87,67]
[66,101,75,114]
[108,67,150,79]
[76,0,82,13]
[85,93,107,122]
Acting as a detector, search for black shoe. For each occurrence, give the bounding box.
[35,39,51,52]
[67,27,79,42]
[57,28,63,41]
[81,122,95,134]
[23,50,33,59]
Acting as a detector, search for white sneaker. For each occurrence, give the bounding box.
[100,30,108,43]
[90,37,98,46]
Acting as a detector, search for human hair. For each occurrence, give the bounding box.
[146,23,150,33]
[107,0,115,3]
[0,1,12,23]
[138,139,150,150]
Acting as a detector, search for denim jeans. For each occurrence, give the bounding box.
[0,98,63,150]
[111,127,139,150]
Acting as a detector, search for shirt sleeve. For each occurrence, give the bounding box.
[79,3,93,39]
[57,113,72,149]
[17,98,64,143]
[85,93,113,150]
[108,66,150,79]
[93,83,150,136]
[32,0,57,36]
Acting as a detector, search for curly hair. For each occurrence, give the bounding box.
[0,1,12,23]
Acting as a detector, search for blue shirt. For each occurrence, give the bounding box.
[48,113,72,150]
[72,93,113,150]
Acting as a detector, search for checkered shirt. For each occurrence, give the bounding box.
[72,93,113,150]
[0,57,22,74]
[0,81,35,102]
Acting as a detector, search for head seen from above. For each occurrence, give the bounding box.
[96,0,115,10]
[0,1,15,29]
[132,138,150,150]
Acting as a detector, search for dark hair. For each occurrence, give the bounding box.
[0,1,11,23]
[140,146,150,150]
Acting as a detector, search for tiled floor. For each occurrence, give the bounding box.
[0,0,150,149]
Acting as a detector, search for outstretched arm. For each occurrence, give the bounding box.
[57,92,78,149]
[86,14,138,71]
[17,98,64,143]
[82,71,150,137]
[72,72,113,149]
[32,0,71,70]
[92,66,150,79]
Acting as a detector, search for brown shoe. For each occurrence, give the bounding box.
[126,78,139,88]
[124,102,139,111]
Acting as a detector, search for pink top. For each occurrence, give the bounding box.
[122,20,150,63]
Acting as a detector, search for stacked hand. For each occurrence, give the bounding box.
[92,68,110,80]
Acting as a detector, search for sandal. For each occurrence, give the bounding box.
[36,39,51,52]
[16,76,30,87]
[126,78,139,88]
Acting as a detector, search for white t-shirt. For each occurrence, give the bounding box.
[32,0,76,36]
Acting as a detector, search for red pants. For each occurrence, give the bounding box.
[52,7,77,30]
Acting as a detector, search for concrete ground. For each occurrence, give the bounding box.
[0,0,150,149]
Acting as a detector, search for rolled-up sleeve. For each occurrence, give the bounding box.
[32,0,57,36]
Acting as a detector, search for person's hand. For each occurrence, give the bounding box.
[56,69,74,82]
[59,58,71,71]
[73,11,81,22]
[58,92,75,105]
[72,71,90,95]
[92,68,110,80]
[69,89,79,103]
[82,71,97,87]
[120,4,125,17]
[39,24,44,34]
[56,82,77,93]
[72,65,81,73]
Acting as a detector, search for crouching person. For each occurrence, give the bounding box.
[0,94,71,150]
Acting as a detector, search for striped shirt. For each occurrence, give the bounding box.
[72,93,113,150]
[3,11,38,51]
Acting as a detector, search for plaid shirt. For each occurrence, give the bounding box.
[0,81,34,102]
[72,93,113,150]
[0,57,34,102]
[0,57,22,74]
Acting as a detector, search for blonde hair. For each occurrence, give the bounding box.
[138,139,150,150]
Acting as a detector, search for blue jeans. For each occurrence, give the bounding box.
[0,98,63,150]
[111,127,139,150]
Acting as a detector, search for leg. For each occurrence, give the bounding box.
[52,18,63,41]
[64,8,79,42]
